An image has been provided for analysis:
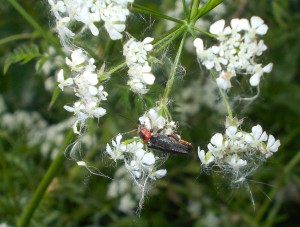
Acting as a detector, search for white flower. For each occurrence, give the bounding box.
[77,11,100,36]
[207,133,224,157]
[226,155,247,168]
[194,17,271,92]
[57,69,73,91]
[264,135,281,158]
[124,37,153,66]
[85,102,106,118]
[248,16,269,38]
[226,126,237,138]
[216,70,234,90]
[128,63,155,85]
[138,115,152,130]
[127,79,148,94]
[81,70,98,86]
[124,37,156,94]
[97,85,108,101]
[256,40,268,56]
[139,108,167,132]
[161,121,177,135]
[104,20,126,40]
[198,117,280,189]
[114,0,134,7]
[149,169,167,180]
[126,141,144,154]
[101,3,129,40]
[56,17,75,38]
[128,151,156,178]
[66,49,86,71]
[48,0,132,41]
[209,19,231,41]
[48,0,66,16]
[245,124,268,147]
[193,38,204,54]
[128,160,142,178]
[225,126,244,140]
[198,148,214,165]
[134,150,156,168]
[142,37,154,51]
[249,63,273,86]
[106,134,127,162]
[266,135,280,153]
[86,58,96,72]
[64,102,83,115]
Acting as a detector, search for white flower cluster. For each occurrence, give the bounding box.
[106,135,167,181]
[57,49,108,133]
[123,37,156,94]
[194,16,273,90]
[139,108,176,135]
[48,0,133,41]
[105,108,174,193]
[198,117,280,179]
[106,133,166,210]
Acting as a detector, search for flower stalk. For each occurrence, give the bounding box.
[18,131,73,227]
[132,3,184,24]
[211,72,233,118]
[160,31,188,109]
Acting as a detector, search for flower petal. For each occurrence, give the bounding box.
[209,19,225,35]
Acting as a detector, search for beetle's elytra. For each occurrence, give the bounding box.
[147,133,193,155]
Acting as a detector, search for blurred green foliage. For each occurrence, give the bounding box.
[1,0,300,226]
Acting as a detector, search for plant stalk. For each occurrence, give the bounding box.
[160,31,188,108]
[18,131,73,227]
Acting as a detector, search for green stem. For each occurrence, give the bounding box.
[191,0,224,23]
[160,31,188,108]
[211,72,233,118]
[190,0,200,20]
[104,39,115,62]
[152,24,182,48]
[0,33,39,46]
[154,26,187,54]
[182,0,189,20]
[18,131,74,227]
[153,25,185,48]
[132,3,184,24]
[191,26,217,38]
[7,0,63,55]
[219,88,233,118]
[107,62,127,75]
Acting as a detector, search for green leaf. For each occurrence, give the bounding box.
[48,87,61,110]
[193,0,224,21]
[3,44,42,74]
[35,56,47,73]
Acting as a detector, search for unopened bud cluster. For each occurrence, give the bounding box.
[194,16,273,90]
